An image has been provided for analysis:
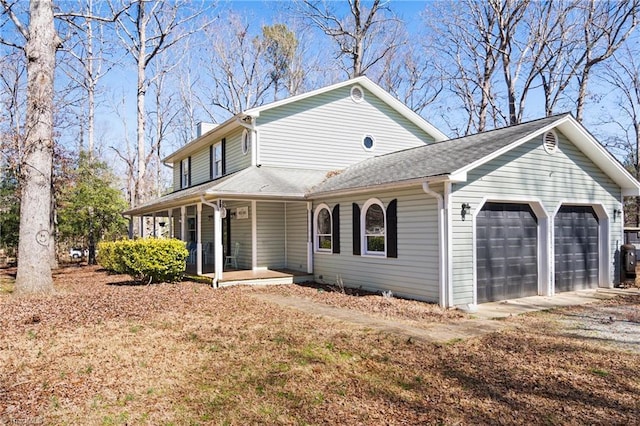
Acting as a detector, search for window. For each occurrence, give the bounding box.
[350,85,364,103]
[353,199,397,258]
[242,129,250,155]
[181,157,190,188]
[314,204,332,252]
[211,142,222,179]
[362,134,375,151]
[362,199,386,255]
[314,204,340,254]
[187,216,196,243]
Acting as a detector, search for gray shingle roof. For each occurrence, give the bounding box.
[124,166,330,215]
[310,114,568,195]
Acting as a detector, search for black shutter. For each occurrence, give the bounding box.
[352,203,361,255]
[187,156,192,186]
[209,145,213,180]
[387,199,398,258]
[332,204,340,254]
[221,138,226,175]
[179,160,183,188]
[225,213,231,255]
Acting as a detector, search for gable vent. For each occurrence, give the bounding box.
[542,130,558,154]
[350,85,364,103]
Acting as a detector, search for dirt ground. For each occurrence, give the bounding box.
[1,265,639,425]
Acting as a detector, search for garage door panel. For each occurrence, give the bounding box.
[554,206,599,293]
[477,203,538,303]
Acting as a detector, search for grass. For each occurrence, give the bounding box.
[1,266,639,425]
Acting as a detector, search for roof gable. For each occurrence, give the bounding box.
[310,114,640,197]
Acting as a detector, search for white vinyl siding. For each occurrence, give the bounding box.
[312,187,440,302]
[225,128,251,174]
[226,201,252,270]
[450,131,622,305]
[256,85,435,169]
[285,202,309,272]
[256,202,285,269]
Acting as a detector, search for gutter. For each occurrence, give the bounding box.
[422,182,447,308]
[308,175,453,199]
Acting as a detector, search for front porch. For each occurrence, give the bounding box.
[187,266,313,286]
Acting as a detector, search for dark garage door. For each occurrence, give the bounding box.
[554,205,599,292]
[477,203,538,303]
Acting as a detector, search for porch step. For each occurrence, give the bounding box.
[218,274,313,287]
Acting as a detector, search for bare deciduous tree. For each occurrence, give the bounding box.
[1,0,62,294]
[298,0,404,79]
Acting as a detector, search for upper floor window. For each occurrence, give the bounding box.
[242,129,251,155]
[181,157,191,188]
[211,141,223,179]
[362,199,386,256]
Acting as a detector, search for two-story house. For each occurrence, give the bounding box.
[124,76,640,310]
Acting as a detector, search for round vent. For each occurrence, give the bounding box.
[350,85,364,103]
[543,130,558,154]
[242,129,250,155]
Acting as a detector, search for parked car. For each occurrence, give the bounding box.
[69,248,88,259]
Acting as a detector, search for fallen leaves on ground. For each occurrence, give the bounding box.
[1,265,639,425]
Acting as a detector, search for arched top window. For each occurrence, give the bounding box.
[314,203,340,254]
[362,198,386,256]
[314,204,332,252]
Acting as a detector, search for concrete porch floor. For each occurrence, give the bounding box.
[474,287,640,320]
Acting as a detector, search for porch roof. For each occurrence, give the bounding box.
[124,166,331,216]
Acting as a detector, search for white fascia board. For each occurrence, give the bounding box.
[450,116,569,180]
[162,113,242,163]
[556,117,640,195]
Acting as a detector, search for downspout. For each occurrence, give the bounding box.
[444,181,454,309]
[200,195,223,288]
[423,182,447,308]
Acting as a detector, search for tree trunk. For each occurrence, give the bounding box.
[15,0,60,295]
[135,0,147,207]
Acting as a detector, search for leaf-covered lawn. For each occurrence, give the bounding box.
[1,265,639,425]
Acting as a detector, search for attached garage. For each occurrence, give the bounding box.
[554,205,599,292]
[476,203,539,303]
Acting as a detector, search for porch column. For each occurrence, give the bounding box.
[307,202,313,273]
[251,200,257,270]
[180,206,186,242]
[214,203,223,282]
[197,203,203,275]
[140,216,144,238]
[128,216,133,239]
[167,209,173,238]
[152,213,157,237]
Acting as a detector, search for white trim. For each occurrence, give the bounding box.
[450,114,640,196]
[251,200,257,270]
[180,206,186,242]
[361,198,387,257]
[361,134,375,152]
[313,203,333,253]
[423,182,446,308]
[196,203,202,275]
[284,203,288,268]
[307,202,313,273]
[551,201,611,292]
[444,182,454,308]
[471,197,550,306]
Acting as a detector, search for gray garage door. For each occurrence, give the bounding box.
[477,203,538,303]
[554,205,599,292]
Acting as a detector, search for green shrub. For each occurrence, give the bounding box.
[97,238,189,283]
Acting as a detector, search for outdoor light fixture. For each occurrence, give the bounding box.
[159,222,166,227]
[613,208,622,222]
[461,203,471,221]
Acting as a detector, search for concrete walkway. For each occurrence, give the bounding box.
[252,287,640,344]
[475,287,640,319]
